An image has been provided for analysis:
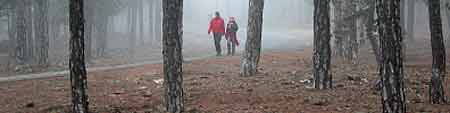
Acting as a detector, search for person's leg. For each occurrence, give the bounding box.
[227,38,232,55]
[232,41,236,55]
[214,33,222,56]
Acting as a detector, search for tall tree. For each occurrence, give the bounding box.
[8,2,17,68]
[84,0,94,63]
[347,0,358,63]
[313,0,332,89]
[377,0,406,112]
[365,0,381,65]
[406,0,416,42]
[428,0,446,104]
[138,0,144,45]
[35,0,49,66]
[129,2,137,58]
[24,0,33,64]
[240,0,264,76]
[15,0,27,66]
[69,0,89,112]
[162,0,184,112]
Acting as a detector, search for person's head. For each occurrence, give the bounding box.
[229,17,235,22]
[215,12,220,17]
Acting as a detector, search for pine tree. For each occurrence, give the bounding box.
[240,0,265,76]
[376,0,406,112]
[428,0,446,104]
[69,0,89,112]
[162,0,184,112]
[35,0,49,66]
[313,0,332,89]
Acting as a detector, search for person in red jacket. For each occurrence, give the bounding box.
[208,12,225,56]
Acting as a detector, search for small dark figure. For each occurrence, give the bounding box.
[208,12,225,56]
[225,17,239,56]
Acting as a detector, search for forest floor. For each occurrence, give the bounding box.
[1,44,450,113]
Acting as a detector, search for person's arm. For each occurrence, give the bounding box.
[234,22,239,32]
[208,20,213,34]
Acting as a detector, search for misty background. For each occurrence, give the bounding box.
[0,0,449,76]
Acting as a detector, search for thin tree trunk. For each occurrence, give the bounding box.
[445,5,450,46]
[35,0,49,66]
[69,0,89,112]
[138,0,144,45]
[15,0,27,66]
[407,0,416,42]
[240,0,265,76]
[365,1,381,65]
[25,0,33,64]
[376,0,407,112]
[148,0,154,45]
[129,4,137,58]
[348,0,358,63]
[428,0,446,104]
[162,0,184,112]
[313,0,332,89]
[155,0,163,46]
[8,3,17,68]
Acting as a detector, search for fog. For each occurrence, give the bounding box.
[0,0,448,76]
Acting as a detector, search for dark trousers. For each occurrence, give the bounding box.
[213,33,223,55]
[227,39,236,55]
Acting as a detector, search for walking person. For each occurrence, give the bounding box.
[208,12,225,56]
[225,17,239,56]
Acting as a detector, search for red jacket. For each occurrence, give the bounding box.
[208,17,225,34]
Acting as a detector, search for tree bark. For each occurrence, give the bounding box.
[162,0,184,112]
[313,0,332,89]
[240,0,265,76]
[35,0,49,66]
[376,0,407,112]
[69,0,89,112]
[428,0,446,104]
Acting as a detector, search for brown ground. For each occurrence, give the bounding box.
[0,46,449,113]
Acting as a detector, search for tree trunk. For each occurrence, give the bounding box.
[428,0,446,104]
[69,0,89,112]
[162,0,184,112]
[129,4,137,58]
[138,0,144,45]
[348,0,358,63]
[376,0,407,112]
[155,0,163,46]
[240,0,265,76]
[365,1,381,65]
[406,0,416,42]
[8,3,17,68]
[35,0,49,66]
[25,0,34,64]
[148,0,154,45]
[445,5,450,46]
[313,0,332,89]
[15,0,27,65]
[333,0,345,58]
[96,16,107,57]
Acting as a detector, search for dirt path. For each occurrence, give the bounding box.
[0,29,312,81]
[0,48,449,113]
